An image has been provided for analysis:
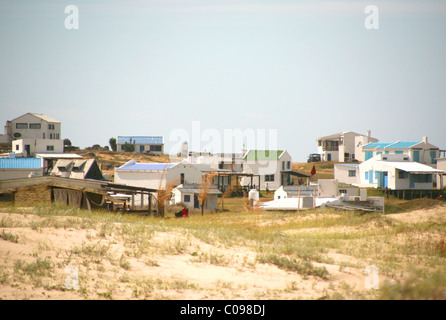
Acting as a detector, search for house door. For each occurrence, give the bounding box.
[140,145,145,152]
[327,154,331,161]
[25,145,31,157]
[194,195,199,209]
[410,175,415,189]
[383,172,388,188]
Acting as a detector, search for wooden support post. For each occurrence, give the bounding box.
[148,193,152,216]
[298,187,301,211]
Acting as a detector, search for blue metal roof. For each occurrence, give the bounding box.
[363,142,392,149]
[117,163,175,171]
[384,141,421,149]
[363,141,421,150]
[0,158,42,169]
[117,136,163,145]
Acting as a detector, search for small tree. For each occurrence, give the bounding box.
[64,138,72,147]
[123,142,135,152]
[109,137,117,151]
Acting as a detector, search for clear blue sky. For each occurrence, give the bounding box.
[1,0,445,162]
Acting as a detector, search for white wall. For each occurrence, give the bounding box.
[166,162,205,187]
[0,169,43,180]
[334,164,359,185]
[13,139,64,157]
[11,114,61,141]
[242,151,292,190]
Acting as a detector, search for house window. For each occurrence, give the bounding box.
[16,123,28,129]
[15,145,19,151]
[365,172,368,180]
[43,133,45,139]
[184,195,190,203]
[48,124,55,130]
[282,161,285,170]
[47,145,54,151]
[150,145,162,152]
[398,171,408,179]
[287,161,291,169]
[29,123,41,129]
[414,174,432,183]
[180,173,185,184]
[50,133,53,139]
[265,174,275,182]
[395,151,404,155]
[348,170,356,177]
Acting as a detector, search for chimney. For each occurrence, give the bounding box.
[423,136,428,144]
[366,130,371,138]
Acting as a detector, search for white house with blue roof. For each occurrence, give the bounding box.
[362,137,440,166]
[116,136,164,154]
[358,154,443,190]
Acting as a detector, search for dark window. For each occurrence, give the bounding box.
[29,123,41,129]
[16,123,28,129]
[184,195,190,202]
[180,173,185,184]
[348,170,356,177]
[47,145,54,151]
[265,174,275,182]
[150,145,162,152]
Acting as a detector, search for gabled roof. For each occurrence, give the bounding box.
[51,159,105,180]
[317,131,369,140]
[117,136,163,145]
[11,113,60,123]
[31,113,60,123]
[243,150,285,161]
[385,141,421,149]
[363,142,393,149]
[363,140,436,150]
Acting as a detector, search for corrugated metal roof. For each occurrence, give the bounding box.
[363,141,422,150]
[117,136,163,145]
[0,158,42,169]
[363,142,393,149]
[117,162,176,171]
[384,141,421,149]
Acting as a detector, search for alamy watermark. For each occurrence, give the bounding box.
[64,265,79,290]
[364,265,379,290]
[168,121,279,170]
[65,5,79,30]
[364,5,379,30]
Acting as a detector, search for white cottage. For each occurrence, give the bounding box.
[358,154,443,190]
[171,184,221,211]
[242,149,301,190]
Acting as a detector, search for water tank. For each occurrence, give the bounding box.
[248,189,259,202]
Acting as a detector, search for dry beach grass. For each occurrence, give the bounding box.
[0,197,445,300]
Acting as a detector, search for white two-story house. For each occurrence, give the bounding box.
[316,131,378,162]
[7,113,63,157]
[242,149,296,190]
